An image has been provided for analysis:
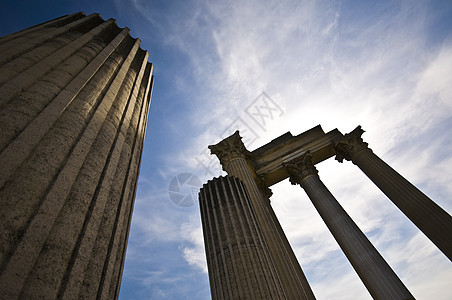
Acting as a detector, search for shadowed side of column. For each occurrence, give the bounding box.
[199,176,286,300]
[209,131,316,299]
[284,151,415,300]
[335,126,452,261]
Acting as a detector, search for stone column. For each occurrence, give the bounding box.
[199,176,285,299]
[209,131,315,300]
[0,14,153,299]
[256,175,313,298]
[283,151,414,300]
[335,126,452,260]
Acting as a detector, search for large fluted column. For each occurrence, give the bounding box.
[199,176,285,299]
[334,126,452,260]
[209,131,315,300]
[0,13,153,299]
[283,151,415,300]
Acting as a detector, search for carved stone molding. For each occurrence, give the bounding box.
[256,174,273,200]
[334,126,372,163]
[282,151,318,185]
[208,131,248,170]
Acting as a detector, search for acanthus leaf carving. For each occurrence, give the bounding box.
[282,151,318,185]
[208,131,249,170]
[334,125,372,163]
[256,174,273,200]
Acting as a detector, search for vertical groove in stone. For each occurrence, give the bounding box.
[0,13,101,66]
[199,184,219,298]
[209,177,235,298]
[19,36,140,300]
[0,20,117,153]
[230,174,269,299]
[0,31,83,108]
[216,177,245,299]
[0,13,85,45]
[354,151,452,260]
[199,176,286,299]
[229,176,267,298]
[0,14,153,299]
[0,30,78,89]
[79,61,149,299]
[108,71,153,300]
[94,54,150,300]
[265,199,314,299]
[58,48,149,299]
[299,174,414,299]
[202,184,222,299]
[0,17,116,106]
[237,177,286,298]
[0,35,133,281]
[0,43,126,287]
[225,158,313,299]
[233,172,285,298]
[0,27,130,187]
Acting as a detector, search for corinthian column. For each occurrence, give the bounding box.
[283,151,414,300]
[335,126,452,260]
[209,131,315,300]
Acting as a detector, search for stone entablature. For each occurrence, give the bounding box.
[249,125,342,186]
[201,124,452,299]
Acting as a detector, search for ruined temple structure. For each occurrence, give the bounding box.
[0,13,153,298]
[199,125,452,299]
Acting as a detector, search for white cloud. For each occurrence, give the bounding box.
[117,0,452,298]
[180,215,208,273]
[417,45,452,109]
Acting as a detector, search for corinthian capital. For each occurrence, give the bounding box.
[282,151,318,185]
[334,126,372,163]
[208,131,248,169]
[256,174,273,200]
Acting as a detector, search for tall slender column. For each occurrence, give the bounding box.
[334,126,452,260]
[256,175,313,298]
[283,151,414,300]
[199,176,285,299]
[209,131,315,300]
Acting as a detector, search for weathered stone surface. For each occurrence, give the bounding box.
[199,176,286,299]
[334,126,452,261]
[284,152,414,300]
[0,13,153,299]
[203,125,449,299]
[208,132,316,300]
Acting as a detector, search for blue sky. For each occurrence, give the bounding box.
[1,0,452,299]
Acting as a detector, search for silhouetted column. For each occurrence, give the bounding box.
[209,131,315,300]
[283,151,414,300]
[335,126,452,260]
[199,176,285,299]
[256,174,312,297]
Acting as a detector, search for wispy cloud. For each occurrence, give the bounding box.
[180,215,208,273]
[116,0,452,298]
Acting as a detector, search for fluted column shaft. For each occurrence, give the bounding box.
[199,176,285,299]
[284,151,414,300]
[335,126,452,260]
[209,131,315,300]
[0,14,153,299]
